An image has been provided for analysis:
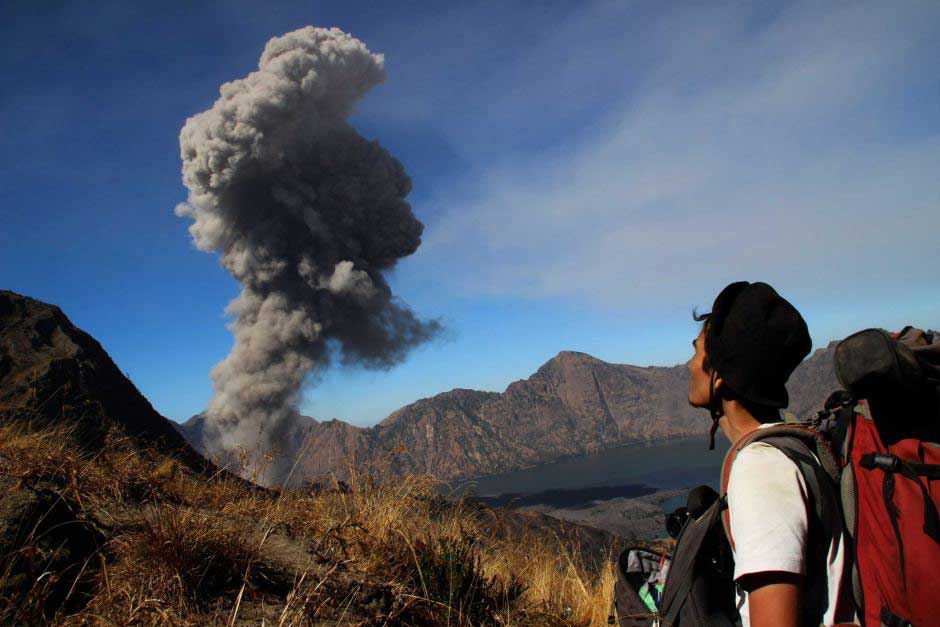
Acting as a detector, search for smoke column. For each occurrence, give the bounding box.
[175,26,440,483]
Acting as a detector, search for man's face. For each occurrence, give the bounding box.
[688,327,712,408]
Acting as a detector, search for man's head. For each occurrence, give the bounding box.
[688,282,812,443]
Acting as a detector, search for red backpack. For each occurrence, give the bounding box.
[721,327,940,626]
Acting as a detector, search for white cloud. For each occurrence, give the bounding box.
[404,0,940,309]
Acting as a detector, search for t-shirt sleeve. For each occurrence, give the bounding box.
[727,442,809,580]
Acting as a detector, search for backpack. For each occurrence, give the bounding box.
[609,546,671,626]
[610,522,739,626]
[616,327,940,627]
[824,327,940,626]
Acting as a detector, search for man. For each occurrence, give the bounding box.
[687,281,851,626]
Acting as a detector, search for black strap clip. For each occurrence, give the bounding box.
[861,453,900,472]
[880,606,913,627]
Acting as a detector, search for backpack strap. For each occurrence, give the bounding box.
[859,452,940,545]
[719,424,840,550]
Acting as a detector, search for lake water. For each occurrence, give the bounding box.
[455,436,724,511]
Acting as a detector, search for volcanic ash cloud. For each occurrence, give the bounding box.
[175,26,440,483]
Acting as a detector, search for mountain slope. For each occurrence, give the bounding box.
[0,290,622,624]
[181,345,841,483]
[0,290,204,468]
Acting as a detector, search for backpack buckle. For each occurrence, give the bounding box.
[860,453,900,472]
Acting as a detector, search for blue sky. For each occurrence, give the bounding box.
[2,1,938,427]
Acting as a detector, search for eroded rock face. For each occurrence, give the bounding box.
[182,347,842,485]
[0,290,204,468]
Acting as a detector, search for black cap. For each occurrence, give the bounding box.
[706,281,811,408]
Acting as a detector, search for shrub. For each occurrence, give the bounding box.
[413,535,525,624]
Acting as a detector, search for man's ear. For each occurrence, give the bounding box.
[710,373,724,400]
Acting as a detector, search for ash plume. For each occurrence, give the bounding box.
[175,26,440,483]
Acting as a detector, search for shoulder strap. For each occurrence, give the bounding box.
[719,424,840,549]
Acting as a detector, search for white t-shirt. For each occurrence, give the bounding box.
[726,426,851,626]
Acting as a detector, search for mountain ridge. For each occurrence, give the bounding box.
[179,340,841,484]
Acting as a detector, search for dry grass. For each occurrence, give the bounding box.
[0,419,619,625]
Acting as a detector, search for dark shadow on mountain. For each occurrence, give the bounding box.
[629,464,721,490]
[472,483,658,510]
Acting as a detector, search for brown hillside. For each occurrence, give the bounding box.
[0,290,206,470]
